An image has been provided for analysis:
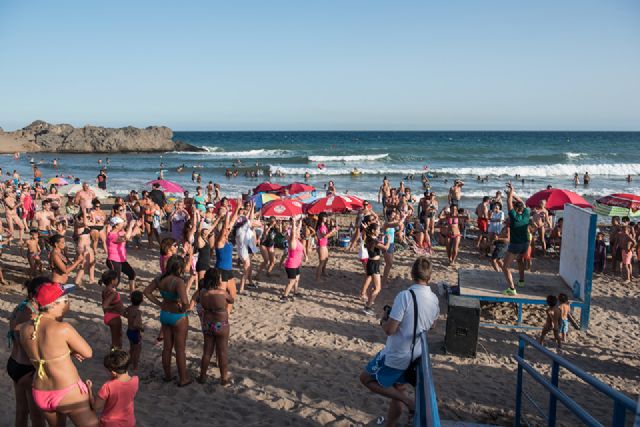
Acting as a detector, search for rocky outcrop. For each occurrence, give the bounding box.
[0,121,203,153]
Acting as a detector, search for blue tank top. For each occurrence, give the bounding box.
[215,242,233,270]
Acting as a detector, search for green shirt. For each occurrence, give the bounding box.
[508,208,530,244]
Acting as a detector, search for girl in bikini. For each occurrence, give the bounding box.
[48,185,62,218]
[442,205,462,265]
[19,283,98,427]
[7,277,47,427]
[89,198,108,254]
[101,270,124,350]
[4,189,25,246]
[315,213,339,281]
[74,211,96,288]
[192,268,234,385]
[49,234,83,285]
[143,255,192,387]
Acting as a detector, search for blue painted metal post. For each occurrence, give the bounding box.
[612,401,626,426]
[517,303,523,324]
[548,361,560,426]
[515,337,526,427]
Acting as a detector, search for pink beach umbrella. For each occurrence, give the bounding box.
[146,179,184,194]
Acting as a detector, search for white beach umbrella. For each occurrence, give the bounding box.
[58,184,110,199]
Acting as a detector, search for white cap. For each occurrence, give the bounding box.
[110,216,124,226]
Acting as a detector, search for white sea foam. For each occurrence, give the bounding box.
[308,154,389,162]
[267,165,425,176]
[171,149,294,158]
[565,152,587,159]
[436,163,640,178]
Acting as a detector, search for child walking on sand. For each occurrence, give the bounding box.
[123,291,144,371]
[539,295,562,349]
[22,229,43,277]
[558,293,570,343]
[101,270,124,351]
[87,350,139,427]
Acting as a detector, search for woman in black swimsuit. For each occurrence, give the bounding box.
[7,277,47,427]
[257,217,278,280]
[195,222,217,281]
[192,268,234,385]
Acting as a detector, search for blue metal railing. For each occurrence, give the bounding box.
[414,331,441,427]
[515,333,638,426]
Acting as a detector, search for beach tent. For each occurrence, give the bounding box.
[58,184,110,198]
[594,193,640,217]
[525,189,591,211]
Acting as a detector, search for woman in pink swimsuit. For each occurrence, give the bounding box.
[19,283,98,426]
[315,213,338,281]
[281,218,304,302]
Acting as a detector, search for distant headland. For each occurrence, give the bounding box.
[0,121,203,153]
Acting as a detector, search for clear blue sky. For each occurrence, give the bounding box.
[1,0,639,131]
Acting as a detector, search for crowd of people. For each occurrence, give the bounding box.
[1,158,635,427]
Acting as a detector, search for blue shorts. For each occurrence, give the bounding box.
[160,311,188,326]
[126,329,142,345]
[365,351,408,388]
[508,242,529,255]
[387,243,395,254]
[560,319,569,334]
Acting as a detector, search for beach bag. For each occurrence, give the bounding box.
[404,289,421,387]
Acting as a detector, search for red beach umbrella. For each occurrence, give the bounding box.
[261,199,304,219]
[595,193,640,210]
[306,194,362,214]
[253,182,282,194]
[525,189,591,211]
[146,179,184,193]
[284,182,316,194]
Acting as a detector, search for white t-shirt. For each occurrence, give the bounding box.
[381,284,440,370]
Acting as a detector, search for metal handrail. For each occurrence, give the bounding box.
[414,331,441,427]
[515,333,638,426]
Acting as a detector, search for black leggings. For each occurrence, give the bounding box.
[106,259,136,282]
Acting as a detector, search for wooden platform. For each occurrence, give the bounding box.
[457,269,573,304]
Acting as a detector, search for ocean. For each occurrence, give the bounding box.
[2,131,640,211]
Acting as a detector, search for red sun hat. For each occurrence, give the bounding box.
[34,283,74,307]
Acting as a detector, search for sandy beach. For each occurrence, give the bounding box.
[1,223,638,426]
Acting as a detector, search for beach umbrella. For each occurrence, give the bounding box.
[284,182,315,194]
[594,193,640,217]
[253,182,282,194]
[525,189,591,211]
[47,177,68,186]
[261,199,304,219]
[305,194,362,214]
[58,184,110,198]
[146,179,184,193]
[288,191,320,204]
[251,192,281,209]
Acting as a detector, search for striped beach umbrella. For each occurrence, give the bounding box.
[47,177,69,186]
[251,192,281,209]
[594,194,640,217]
